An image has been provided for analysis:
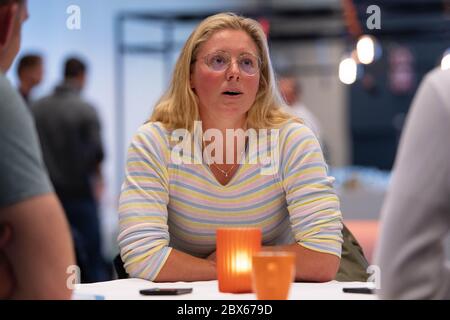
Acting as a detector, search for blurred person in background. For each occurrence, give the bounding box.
[278,75,322,144]
[375,68,450,299]
[16,53,43,105]
[32,57,110,283]
[0,0,75,299]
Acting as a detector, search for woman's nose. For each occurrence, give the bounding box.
[226,60,241,80]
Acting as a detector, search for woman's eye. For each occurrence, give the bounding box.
[241,58,253,66]
[212,56,226,65]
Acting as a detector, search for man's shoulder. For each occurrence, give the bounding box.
[33,91,97,115]
[424,69,450,112]
[0,75,53,207]
[0,73,26,111]
[0,74,32,129]
[31,89,66,108]
[31,95,55,109]
[426,68,450,84]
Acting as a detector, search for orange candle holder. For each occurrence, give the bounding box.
[252,251,296,300]
[216,227,262,293]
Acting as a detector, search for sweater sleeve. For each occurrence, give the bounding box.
[0,73,53,207]
[279,123,343,257]
[117,123,172,281]
[375,70,450,299]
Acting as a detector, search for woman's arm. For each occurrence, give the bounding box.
[118,124,173,281]
[154,249,216,282]
[261,243,339,282]
[119,124,219,282]
[206,243,338,282]
[279,123,343,282]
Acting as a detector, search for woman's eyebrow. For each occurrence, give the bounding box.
[208,49,257,56]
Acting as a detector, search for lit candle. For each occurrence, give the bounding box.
[216,228,262,293]
[234,251,251,273]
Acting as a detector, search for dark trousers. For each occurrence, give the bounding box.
[61,198,111,283]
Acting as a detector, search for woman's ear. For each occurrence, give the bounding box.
[0,4,18,49]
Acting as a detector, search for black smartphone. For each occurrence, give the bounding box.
[139,288,193,296]
[342,287,374,294]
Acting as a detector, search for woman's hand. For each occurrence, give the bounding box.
[206,251,216,263]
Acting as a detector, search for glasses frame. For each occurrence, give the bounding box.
[196,50,262,76]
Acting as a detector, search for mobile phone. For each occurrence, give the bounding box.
[342,287,374,294]
[139,288,193,296]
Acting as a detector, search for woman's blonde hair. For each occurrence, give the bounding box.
[150,12,296,131]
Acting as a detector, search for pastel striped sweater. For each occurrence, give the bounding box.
[118,121,343,280]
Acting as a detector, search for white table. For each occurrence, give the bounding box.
[73,279,377,300]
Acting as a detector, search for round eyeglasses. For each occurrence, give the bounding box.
[200,51,261,76]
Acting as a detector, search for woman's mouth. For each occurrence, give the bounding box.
[222,91,243,96]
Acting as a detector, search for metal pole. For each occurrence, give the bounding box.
[114,14,125,198]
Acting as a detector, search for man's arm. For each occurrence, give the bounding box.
[81,105,104,170]
[0,193,76,299]
[0,224,14,298]
[375,70,450,299]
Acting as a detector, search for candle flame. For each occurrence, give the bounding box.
[234,251,251,273]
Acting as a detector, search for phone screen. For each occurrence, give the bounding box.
[139,288,193,296]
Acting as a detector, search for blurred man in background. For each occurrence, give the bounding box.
[278,75,330,161]
[0,0,75,299]
[278,75,322,143]
[32,57,110,283]
[16,53,43,104]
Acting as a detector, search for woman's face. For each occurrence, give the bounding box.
[190,29,261,124]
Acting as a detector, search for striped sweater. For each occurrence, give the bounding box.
[118,121,343,280]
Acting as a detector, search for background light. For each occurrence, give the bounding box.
[339,57,358,84]
[357,35,375,64]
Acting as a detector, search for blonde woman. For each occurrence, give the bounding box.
[118,12,344,282]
